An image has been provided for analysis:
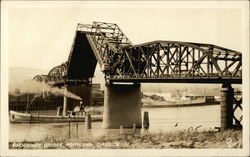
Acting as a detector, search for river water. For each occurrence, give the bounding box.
[10,104,240,142]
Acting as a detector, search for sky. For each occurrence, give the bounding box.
[4,1,245,72]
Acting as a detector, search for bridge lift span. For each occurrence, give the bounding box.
[34,22,242,130]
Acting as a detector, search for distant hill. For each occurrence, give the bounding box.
[9,67,49,85]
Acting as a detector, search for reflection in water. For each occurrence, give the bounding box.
[10,104,232,142]
[9,122,141,142]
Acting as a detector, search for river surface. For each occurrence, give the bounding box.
[9,104,241,142]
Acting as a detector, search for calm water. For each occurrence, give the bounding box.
[10,104,241,142]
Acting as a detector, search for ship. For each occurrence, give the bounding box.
[9,84,104,123]
[9,110,102,123]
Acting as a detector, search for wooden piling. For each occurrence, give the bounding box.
[76,123,78,138]
[86,114,92,129]
[120,125,123,135]
[133,124,136,133]
[143,111,149,129]
[56,106,61,116]
[68,120,71,139]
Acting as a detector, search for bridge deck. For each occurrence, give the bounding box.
[109,77,242,84]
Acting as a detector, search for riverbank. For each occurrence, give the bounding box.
[142,97,220,108]
[9,129,242,149]
[143,103,219,108]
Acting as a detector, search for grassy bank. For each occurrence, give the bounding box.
[9,129,242,149]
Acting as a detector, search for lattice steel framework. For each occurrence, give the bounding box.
[34,21,242,85]
[33,75,48,82]
[86,22,242,84]
[47,62,68,83]
[33,62,68,84]
[110,41,242,83]
[233,90,242,128]
[86,22,132,70]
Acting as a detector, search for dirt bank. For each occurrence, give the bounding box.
[9,129,242,149]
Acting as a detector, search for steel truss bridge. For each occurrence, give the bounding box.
[33,22,242,85]
[33,22,243,129]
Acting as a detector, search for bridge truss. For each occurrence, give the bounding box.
[33,21,242,85]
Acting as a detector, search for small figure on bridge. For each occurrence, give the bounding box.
[80,101,87,116]
[68,101,86,117]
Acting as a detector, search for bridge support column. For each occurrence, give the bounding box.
[220,83,234,130]
[103,84,142,129]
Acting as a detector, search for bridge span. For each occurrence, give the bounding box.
[34,22,242,130]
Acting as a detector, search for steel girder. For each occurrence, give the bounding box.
[32,63,67,84]
[46,62,68,84]
[108,41,242,83]
[34,22,242,85]
[83,22,242,83]
[33,75,48,82]
[233,90,242,128]
[86,22,131,70]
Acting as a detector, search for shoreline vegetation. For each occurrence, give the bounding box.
[9,129,242,149]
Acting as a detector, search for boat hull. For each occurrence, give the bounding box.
[9,111,102,123]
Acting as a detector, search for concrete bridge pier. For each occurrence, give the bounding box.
[62,84,92,116]
[220,83,234,130]
[103,84,142,129]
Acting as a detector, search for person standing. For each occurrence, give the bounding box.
[79,101,87,116]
